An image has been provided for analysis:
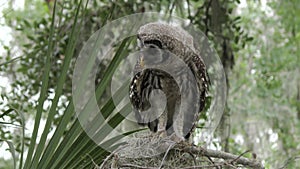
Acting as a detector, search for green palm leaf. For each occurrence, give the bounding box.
[19,0,137,168]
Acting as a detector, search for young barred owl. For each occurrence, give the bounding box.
[129,22,209,140]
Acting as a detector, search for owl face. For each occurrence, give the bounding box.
[137,37,171,67]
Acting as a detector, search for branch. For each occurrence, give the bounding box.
[185,146,264,169]
[279,156,300,169]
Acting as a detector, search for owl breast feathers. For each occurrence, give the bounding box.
[129,22,209,140]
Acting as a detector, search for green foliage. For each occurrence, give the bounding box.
[0,0,298,168]
[228,0,300,168]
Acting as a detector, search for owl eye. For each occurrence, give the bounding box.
[137,37,145,48]
[144,40,163,49]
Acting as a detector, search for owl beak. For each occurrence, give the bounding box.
[139,54,145,68]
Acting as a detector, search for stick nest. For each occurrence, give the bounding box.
[97,133,264,169]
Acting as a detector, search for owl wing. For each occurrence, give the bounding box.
[181,53,209,139]
[129,69,159,132]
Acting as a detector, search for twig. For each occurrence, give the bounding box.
[98,152,114,169]
[204,154,215,165]
[182,163,225,169]
[120,163,157,169]
[187,151,197,167]
[204,0,213,35]
[159,141,176,169]
[86,154,99,168]
[186,0,192,20]
[98,144,128,169]
[230,150,251,164]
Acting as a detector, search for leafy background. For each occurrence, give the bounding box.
[0,0,299,168]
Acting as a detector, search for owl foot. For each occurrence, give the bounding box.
[157,130,168,138]
[148,130,167,141]
[169,133,185,143]
[148,130,169,142]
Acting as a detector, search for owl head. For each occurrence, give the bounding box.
[137,22,197,68]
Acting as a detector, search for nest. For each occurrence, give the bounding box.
[96,133,264,169]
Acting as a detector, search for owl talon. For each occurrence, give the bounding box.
[157,130,168,138]
[170,133,185,143]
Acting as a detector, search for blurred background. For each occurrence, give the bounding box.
[0,0,299,168]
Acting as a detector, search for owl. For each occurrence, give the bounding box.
[129,22,208,140]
